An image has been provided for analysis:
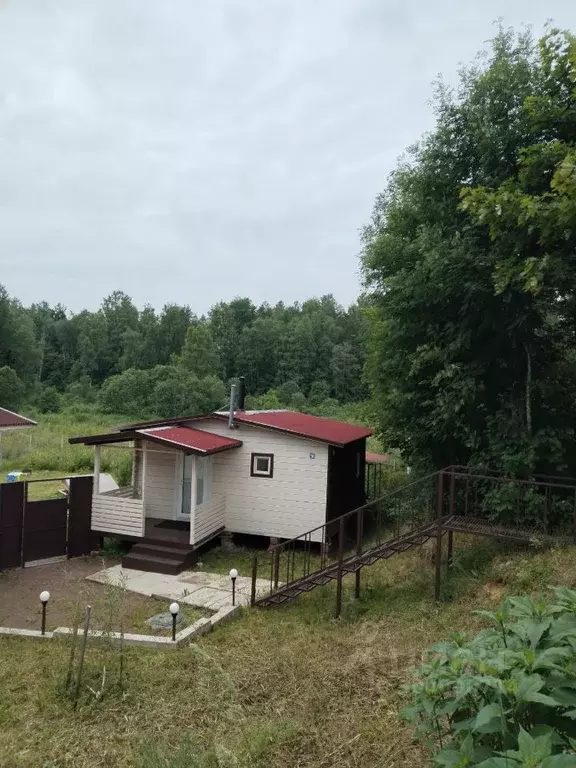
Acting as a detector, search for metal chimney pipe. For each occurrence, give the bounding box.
[237,377,246,411]
[228,384,238,429]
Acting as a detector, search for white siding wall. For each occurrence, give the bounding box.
[92,494,144,537]
[143,447,178,520]
[192,493,225,545]
[187,418,328,542]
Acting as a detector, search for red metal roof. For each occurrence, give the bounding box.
[366,451,390,464]
[137,426,242,455]
[219,410,372,446]
[0,407,37,429]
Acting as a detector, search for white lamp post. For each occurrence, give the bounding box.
[169,601,180,642]
[39,590,50,635]
[229,568,238,606]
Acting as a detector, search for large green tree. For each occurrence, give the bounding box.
[362,27,576,474]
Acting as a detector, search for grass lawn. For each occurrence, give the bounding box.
[1,537,575,768]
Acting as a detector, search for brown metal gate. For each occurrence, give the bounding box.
[0,475,94,569]
[23,498,68,563]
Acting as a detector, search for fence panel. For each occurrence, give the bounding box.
[68,475,95,556]
[0,482,24,568]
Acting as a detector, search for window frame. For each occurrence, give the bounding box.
[250,452,274,478]
[195,455,212,507]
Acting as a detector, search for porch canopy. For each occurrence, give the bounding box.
[70,425,242,455]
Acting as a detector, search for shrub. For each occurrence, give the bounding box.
[401,588,576,766]
[39,386,62,413]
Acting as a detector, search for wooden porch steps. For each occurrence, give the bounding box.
[122,540,196,575]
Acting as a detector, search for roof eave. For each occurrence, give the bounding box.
[136,431,242,455]
[69,431,139,446]
[210,412,372,446]
[117,413,216,432]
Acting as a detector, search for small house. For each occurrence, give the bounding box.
[70,395,372,573]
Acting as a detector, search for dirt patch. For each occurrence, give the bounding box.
[479,582,505,603]
[0,556,205,635]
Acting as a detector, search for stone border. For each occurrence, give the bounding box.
[0,605,241,650]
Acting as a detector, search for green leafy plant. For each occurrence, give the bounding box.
[401,588,576,766]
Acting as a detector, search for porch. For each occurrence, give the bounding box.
[145,517,190,545]
[70,421,243,573]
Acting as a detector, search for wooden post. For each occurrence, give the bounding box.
[250,556,258,606]
[435,472,444,601]
[93,446,101,495]
[73,605,92,709]
[355,508,363,600]
[447,530,454,570]
[335,516,345,619]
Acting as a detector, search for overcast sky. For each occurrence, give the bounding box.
[0,1,574,315]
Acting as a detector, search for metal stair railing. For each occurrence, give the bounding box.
[251,471,440,612]
[248,466,576,612]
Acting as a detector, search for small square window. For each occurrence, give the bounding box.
[251,452,274,478]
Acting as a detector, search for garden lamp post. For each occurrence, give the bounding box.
[39,590,50,635]
[229,568,238,606]
[169,602,179,642]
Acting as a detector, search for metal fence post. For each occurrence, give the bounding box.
[273,547,280,590]
[355,508,363,600]
[250,556,258,606]
[447,471,455,569]
[335,516,345,618]
[435,471,444,601]
[573,488,576,543]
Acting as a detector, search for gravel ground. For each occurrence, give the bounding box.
[0,555,203,634]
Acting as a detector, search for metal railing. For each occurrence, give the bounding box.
[250,466,576,610]
[251,471,440,605]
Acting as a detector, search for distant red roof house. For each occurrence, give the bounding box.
[0,407,37,430]
[213,410,372,446]
[366,452,390,464]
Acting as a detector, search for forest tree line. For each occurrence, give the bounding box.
[361,26,576,475]
[0,287,369,419]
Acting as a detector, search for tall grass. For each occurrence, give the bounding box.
[0,407,132,485]
[3,537,576,767]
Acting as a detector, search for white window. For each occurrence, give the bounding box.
[251,452,274,478]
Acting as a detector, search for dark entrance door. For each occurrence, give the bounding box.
[325,438,367,542]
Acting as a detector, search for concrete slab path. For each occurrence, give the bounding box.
[87,565,272,611]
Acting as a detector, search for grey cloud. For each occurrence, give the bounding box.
[0,0,575,312]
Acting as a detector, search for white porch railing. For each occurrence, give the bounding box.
[92,487,145,537]
[192,493,225,545]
